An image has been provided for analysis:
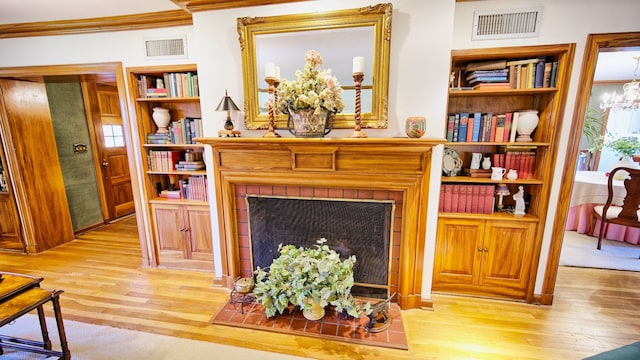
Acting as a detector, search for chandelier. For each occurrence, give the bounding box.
[599,56,640,111]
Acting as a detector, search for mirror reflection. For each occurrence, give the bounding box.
[255,27,375,115]
[238,3,392,130]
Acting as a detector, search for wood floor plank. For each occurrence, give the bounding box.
[1,215,639,359]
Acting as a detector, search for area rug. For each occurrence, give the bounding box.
[560,231,640,272]
[0,314,310,360]
[211,298,408,350]
[583,341,640,359]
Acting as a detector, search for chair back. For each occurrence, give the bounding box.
[605,167,640,226]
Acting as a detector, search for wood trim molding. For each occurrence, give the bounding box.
[0,10,192,39]
[171,0,308,13]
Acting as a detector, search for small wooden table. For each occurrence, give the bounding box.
[0,272,70,359]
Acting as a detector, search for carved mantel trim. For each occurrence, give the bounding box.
[197,137,444,309]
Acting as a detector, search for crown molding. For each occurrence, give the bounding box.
[170,0,307,12]
[0,10,192,39]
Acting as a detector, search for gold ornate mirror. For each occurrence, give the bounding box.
[237,3,392,130]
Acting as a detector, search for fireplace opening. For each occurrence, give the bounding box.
[247,195,394,299]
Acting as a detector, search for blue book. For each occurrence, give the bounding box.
[458,112,469,142]
[472,112,482,142]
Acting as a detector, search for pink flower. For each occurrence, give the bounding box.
[304,49,323,67]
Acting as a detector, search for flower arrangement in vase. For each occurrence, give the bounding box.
[273,50,345,137]
[253,238,370,320]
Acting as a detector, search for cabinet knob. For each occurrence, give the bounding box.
[484,247,489,252]
[477,247,483,252]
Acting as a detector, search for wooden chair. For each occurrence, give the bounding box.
[593,166,640,252]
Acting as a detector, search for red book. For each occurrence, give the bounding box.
[490,114,498,142]
[505,152,512,172]
[503,112,513,142]
[451,185,460,212]
[439,186,444,212]
[459,185,468,213]
[484,185,496,214]
[465,185,473,213]
[471,185,480,213]
[443,184,453,212]
[466,116,474,142]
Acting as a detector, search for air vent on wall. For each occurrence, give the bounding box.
[472,7,543,40]
[144,36,187,60]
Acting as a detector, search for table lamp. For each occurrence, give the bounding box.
[495,183,510,211]
[216,90,241,137]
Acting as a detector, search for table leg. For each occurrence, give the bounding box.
[36,305,52,350]
[51,291,70,360]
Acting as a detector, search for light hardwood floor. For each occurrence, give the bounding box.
[0,215,638,360]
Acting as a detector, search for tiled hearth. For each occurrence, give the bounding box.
[211,297,408,350]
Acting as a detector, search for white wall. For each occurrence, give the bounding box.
[0,0,639,300]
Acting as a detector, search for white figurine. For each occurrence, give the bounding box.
[513,186,526,215]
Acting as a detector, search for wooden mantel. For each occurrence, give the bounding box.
[197,137,444,309]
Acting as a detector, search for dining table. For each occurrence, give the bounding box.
[565,170,639,244]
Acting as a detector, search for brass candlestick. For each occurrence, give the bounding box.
[263,77,281,138]
[349,72,367,138]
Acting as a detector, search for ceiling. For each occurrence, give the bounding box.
[1,1,638,82]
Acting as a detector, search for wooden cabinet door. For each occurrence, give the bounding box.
[433,218,484,287]
[184,204,213,264]
[480,221,535,295]
[151,204,186,264]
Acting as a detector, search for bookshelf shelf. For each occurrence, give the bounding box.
[434,44,575,302]
[127,64,213,272]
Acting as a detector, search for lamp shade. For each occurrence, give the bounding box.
[216,90,240,112]
[495,183,510,196]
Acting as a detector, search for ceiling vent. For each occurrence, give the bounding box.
[472,7,543,40]
[144,36,187,60]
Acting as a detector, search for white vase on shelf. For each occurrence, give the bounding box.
[152,107,171,134]
[516,110,539,142]
[611,156,640,180]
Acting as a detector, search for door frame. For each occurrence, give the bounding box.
[541,32,640,304]
[0,63,152,266]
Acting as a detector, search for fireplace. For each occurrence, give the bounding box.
[199,137,441,309]
[242,191,397,299]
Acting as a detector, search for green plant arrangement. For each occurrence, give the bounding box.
[253,238,370,319]
[582,107,605,154]
[605,136,640,158]
[274,50,345,115]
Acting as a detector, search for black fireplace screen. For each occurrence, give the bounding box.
[247,196,393,295]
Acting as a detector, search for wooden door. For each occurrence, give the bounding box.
[433,218,484,287]
[92,83,135,220]
[480,221,535,295]
[151,203,186,263]
[0,79,74,252]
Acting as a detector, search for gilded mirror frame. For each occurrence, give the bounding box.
[237,3,392,130]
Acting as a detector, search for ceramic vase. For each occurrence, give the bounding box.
[516,110,539,142]
[302,300,325,321]
[405,116,426,138]
[152,107,171,134]
[611,156,640,180]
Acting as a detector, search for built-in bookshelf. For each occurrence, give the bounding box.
[127,64,213,272]
[433,44,575,302]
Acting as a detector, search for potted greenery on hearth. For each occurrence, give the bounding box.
[253,238,370,320]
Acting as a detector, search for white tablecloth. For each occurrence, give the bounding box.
[570,171,625,207]
[566,171,639,244]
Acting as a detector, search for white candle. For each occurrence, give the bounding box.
[353,56,365,74]
[275,66,281,81]
[265,62,276,79]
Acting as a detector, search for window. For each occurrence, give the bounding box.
[103,125,124,148]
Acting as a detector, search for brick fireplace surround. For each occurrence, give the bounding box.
[198,137,442,310]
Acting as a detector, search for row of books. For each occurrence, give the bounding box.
[148,150,182,172]
[439,184,496,214]
[463,57,558,90]
[447,111,526,143]
[159,176,208,202]
[490,152,536,179]
[146,117,203,144]
[137,72,199,98]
